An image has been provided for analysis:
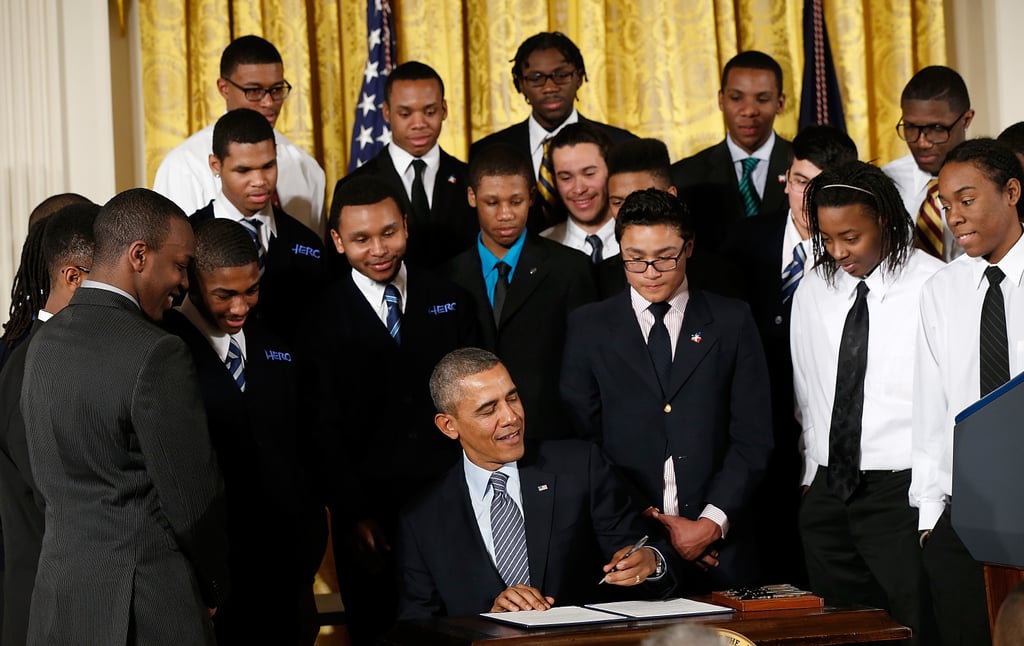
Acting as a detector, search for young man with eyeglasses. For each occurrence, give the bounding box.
[154,35,326,236]
[883,65,975,263]
[560,189,773,593]
[469,32,636,232]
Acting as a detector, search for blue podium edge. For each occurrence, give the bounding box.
[956,371,1024,424]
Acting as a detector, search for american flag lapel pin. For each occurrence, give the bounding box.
[778,173,787,184]
[447,175,457,184]
[690,332,702,343]
[537,484,548,492]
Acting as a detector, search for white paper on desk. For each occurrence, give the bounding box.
[586,598,735,619]
[479,605,625,628]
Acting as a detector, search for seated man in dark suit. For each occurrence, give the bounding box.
[446,144,596,441]
[469,32,636,231]
[162,219,326,645]
[561,189,773,593]
[597,138,744,300]
[331,61,477,269]
[671,51,791,252]
[299,177,478,644]
[189,107,325,342]
[397,348,675,619]
[0,203,97,646]
[721,125,857,586]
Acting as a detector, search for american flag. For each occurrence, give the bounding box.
[798,0,846,131]
[348,0,397,171]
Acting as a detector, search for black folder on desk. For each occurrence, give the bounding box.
[952,371,1024,567]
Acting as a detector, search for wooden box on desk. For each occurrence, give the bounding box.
[712,589,823,612]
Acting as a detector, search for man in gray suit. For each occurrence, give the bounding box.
[21,188,227,645]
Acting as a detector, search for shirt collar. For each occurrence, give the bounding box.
[81,280,139,309]
[726,131,776,163]
[213,189,278,239]
[629,278,690,317]
[388,142,441,175]
[968,224,1024,289]
[477,231,527,273]
[565,216,615,246]
[529,108,579,156]
[463,452,520,502]
[832,259,895,302]
[349,262,408,308]
[36,309,54,322]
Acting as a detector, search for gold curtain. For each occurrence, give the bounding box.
[140,0,945,196]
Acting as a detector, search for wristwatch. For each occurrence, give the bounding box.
[651,548,666,578]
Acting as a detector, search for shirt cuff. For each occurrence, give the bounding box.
[918,501,946,531]
[699,505,729,539]
[645,547,667,581]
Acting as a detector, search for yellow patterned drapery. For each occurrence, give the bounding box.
[140,0,945,197]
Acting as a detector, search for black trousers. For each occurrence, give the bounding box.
[923,505,991,646]
[799,468,932,646]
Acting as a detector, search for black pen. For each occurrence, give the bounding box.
[599,535,649,584]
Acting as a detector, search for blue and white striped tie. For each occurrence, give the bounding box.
[225,336,245,392]
[384,283,401,344]
[490,471,530,587]
[239,217,266,275]
[781,242,806,303]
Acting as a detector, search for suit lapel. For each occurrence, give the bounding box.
[499,237,547,327]
[762,138,790,214]
[453,251,498,344]
[519,463,556,589]
[442,466,507,590]
[607,292,664,395]
[339,272,397,345]
[667,290,716,397]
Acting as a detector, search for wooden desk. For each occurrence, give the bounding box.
[382,602,910,645]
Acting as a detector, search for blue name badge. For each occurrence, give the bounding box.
[292,244,321,259]
[265,349,292,362]
[428,302,456,315]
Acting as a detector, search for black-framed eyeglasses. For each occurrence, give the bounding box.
[623,250,687,274]
[222,77,292,102]
[522,69,577,88]
[62,266,90,275]
[896,110,968,144]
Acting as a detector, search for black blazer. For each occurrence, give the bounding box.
[162,310,327,589]
[297,265,478,529]
[560,289,773,588]
[446,236,597,440]
[0,321,44,646]
[397,440,676,619]
[189,204,326,343]
[469,116,637,232]
[330,146,478,269]
[671,136,792,252]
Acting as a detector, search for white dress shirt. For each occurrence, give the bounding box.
[528,108,579,179]
[211,190,277,255]
[153,124,326,235]
[628,283,729,536]
[36,310,54,323]
[388,143,441,208]
[780,210,813,275]
[350,263,408,327]
[80,280,139,309]
[791,250,942,487]
[540,216,619,258]
[911,226,1024,530]
[882,153,962,263]
[463,454,524,566]
[726,131,776,198]
[178,296,248,365]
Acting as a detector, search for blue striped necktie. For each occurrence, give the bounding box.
[738,157,761,217]
[225,336,245,392]
[384,283,402,344]
[781,242,807,303]
[490,471,530,586]
[239,217,266,275]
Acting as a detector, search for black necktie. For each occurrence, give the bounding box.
[827,280,870,502]
[647,301,672,392]
[980,266,1010,397]
[410,158,430,224]
[493,261,511,325]
[586,234,604,264]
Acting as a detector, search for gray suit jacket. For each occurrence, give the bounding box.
[22,286,227,645]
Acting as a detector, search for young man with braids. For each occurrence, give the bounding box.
[791,161,941,645]
[470,32,635,231]
[0,203,97,646]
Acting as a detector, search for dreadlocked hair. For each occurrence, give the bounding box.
[804,161,912,287]
[2,218,50,343]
